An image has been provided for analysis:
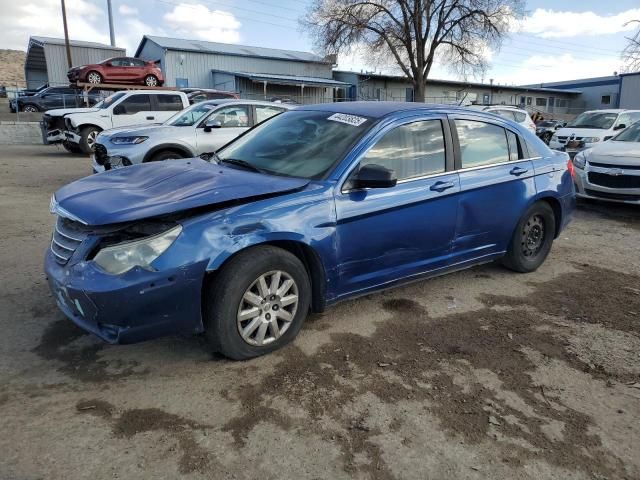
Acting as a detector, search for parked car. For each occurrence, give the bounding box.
[18,83,49,97]
[181,88,239,104]
[67,57,164,86]
[0,86,7,98]
[549,109,640,157]
[59,90,189,153]
[45,102,575,359]
[467,105,537,134]
[535,120,566,144]
[10,86,101,113]
[92,100,290,171]
[41,102,106,153]
[572,120,640,204]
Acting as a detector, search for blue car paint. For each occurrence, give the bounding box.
[45,102,575,344]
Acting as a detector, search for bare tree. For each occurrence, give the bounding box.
[304,0,523,102]
[622,20,640,72]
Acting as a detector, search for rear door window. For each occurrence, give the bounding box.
[506,130,522,161]
[156,94,184,111]
[455,119,510,168]
[361,120,446,180]
[116,94,152,114]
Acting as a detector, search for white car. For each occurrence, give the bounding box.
[467,105,536,134]
[92,100,291,172]
[572,120,640,204]
[550,109,640,157]
[60,90,190,154]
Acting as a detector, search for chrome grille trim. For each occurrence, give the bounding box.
[50,216,89,265]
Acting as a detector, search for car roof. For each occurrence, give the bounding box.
[196,98,294,107]
[297,101,494,119]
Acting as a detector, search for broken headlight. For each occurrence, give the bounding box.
[93,225,182,275]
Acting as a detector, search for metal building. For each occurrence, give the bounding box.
[135,35,349,103]
[24,36,125,88]
[619,72,640,109]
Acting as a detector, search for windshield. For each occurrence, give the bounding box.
[567,112,618,129]
[217,110,373,179]
[612,121,640,142]
[166,102,218,126]
[99,92,125,109]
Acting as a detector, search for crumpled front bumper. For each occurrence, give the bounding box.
[44,248,209,344]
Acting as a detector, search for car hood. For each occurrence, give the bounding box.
[587,141,640,165]
[100,124,178,139]
[53,158,310,226]
[554,127,609,138]
[46,107,101,117]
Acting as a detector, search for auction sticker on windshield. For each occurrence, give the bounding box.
[327,113,367,127]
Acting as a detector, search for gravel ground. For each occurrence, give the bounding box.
[1,145,639,480]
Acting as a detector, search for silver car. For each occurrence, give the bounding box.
[572,121,640,205]
[92,100,292,172]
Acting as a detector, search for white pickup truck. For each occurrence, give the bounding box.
[43,90,189,154]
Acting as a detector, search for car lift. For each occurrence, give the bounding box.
[72,82,180,106]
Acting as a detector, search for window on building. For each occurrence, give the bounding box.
[455,120,510,168]
[556,99,568,108]
[156,94,184,111]
[601,95,611,105]
[536,98,547,107]
[526,97,532,106]
[361,120,446,180]
[405,88,414,102]
[483,94,490,105]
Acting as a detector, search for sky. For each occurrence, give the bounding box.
[0,0,639,86]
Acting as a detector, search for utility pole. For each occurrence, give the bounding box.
[107,0,115,47]
[61,0,72,68]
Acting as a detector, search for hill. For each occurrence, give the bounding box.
[0,49,26,88]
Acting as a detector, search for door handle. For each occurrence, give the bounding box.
[146,116,155,120]
[430,180,455,192]
[510,166,528,176]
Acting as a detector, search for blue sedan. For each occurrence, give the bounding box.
[45,102,576,359]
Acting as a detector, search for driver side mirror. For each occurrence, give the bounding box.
[614,123,626,130]
[351,164,397,189]
[203,119,222,132]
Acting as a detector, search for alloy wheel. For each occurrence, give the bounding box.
[145,76,158,86]
[87,72,101,84]
[23,105,37,112]
[521,214,545,257]
[86,131,98,149]
[236,270,299,346]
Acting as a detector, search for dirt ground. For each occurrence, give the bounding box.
[1,145,639,480]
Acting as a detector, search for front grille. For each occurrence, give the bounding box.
[588,172,640,189]
[43,114,65,131]
[51,216,89,265]
[590,161,640,171]
[94,143,108,165]
[585,189,640,202]
[556,136,583,145]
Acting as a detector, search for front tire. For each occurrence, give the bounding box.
[22,104,39,112]
[79,126,100,154]
[86,71,102,84]
[204,246,311,360]
[502,202,556,273]
[149,150,183,162]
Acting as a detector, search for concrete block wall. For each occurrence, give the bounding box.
[0,121,42,145]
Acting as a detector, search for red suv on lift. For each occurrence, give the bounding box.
[67,57,164,86]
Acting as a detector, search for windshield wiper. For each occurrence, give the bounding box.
[218,158,266,174]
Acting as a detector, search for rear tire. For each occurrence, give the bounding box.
[86,71,102,84]
[62,141,82,154]
[144,75,159,87]
[502,202,556,273]
[149,150,184,162]
[203,246,311,360]
[79,126,100,154]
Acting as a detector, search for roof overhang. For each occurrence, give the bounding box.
[214,70,350,88]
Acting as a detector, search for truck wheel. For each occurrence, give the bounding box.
[144,75,159,87]
[203,245,311,360]
[62,141,82,154]
[150,150,183,162]
[86,71,102,84]
[22,104,39,112]
[502,202,556,273]
[79,127,100,154]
